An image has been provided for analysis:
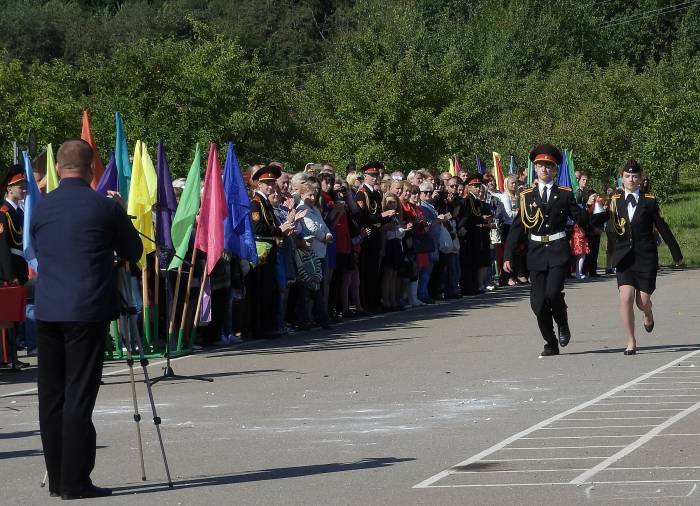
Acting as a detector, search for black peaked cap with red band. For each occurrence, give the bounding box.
[1,164,25,191]
[251,164,282,182]
[466,173,483,185]
[360,161,384,175]
[529,144,562,166]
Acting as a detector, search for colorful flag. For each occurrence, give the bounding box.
[475,154,485,175]
[454,156,461,176]
[45,143,59,193]
[194,143,228,275]
[448,157,455,177]
[115,112,131,203]
[80,110,105,189]
[492,151,505,192]
[127,141,157,268]
[155,143,177,270]
[22,151,41,271]
[568,150,579,192]
[527,158,534,185]
[509,154,516,175]
[168,145,201,270]
[95,152,117,195]
[223,141,258,264]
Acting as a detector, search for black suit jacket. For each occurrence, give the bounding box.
[504,185,586,270]
[608,192,682,271]
[30,178,142,321]
[0,200,28,283]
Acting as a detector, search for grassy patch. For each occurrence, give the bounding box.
[598,180,700,267]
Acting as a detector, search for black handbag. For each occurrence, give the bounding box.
[412,232,435,254]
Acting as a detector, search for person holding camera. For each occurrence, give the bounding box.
[30,140,142,499]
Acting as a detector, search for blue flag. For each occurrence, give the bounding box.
[115,112,131,203]
[509,154,516,175]
[557,149,573,187]
[155,143,177,269]
[475,154,485,175]
[95,151,117,195]
[22,151,41,271]
[223,141,258,264]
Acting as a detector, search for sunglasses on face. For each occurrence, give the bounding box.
[447,184,457,188]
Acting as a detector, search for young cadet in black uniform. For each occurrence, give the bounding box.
[608,159,683,355]
[0,165,29,371]
[460,174,492,295]
[247,164,292,338]
[504,144,595,357]
[355,161,395,313]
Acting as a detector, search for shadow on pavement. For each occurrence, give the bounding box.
[565,343,700,355]
[110,457,415,496]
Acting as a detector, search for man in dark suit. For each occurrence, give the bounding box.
[608,159,683,355]
[31,140,142,499]
[504,144,595,356]
[355,162,395,313]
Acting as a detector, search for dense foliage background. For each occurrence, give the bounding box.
[2,0,700,198]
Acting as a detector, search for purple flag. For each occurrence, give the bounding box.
[95,152,117,195]
[475,154,485,175]
[155,143,177,269]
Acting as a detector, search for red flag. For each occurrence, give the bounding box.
[492,152,505,192]
[81,110,105,189]
[194,143,228,274]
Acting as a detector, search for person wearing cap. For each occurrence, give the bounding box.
[460,173,493,295]
[355,161,395,313]
[246,164,295,338]
[504,144,596,357]
[607,159,683,355]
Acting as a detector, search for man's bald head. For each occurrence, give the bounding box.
[57,140,94,182]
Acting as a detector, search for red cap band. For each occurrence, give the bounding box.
[533,154,557,165]
[7,173,25,186]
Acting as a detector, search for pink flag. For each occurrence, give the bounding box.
[194,144,228,274]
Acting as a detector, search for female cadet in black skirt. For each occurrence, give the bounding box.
[608,160,683,355]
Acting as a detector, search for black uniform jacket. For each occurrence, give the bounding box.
[504,185,586,271]
[607,191,682,271]
[250,192,281,242]
[355,184,385,235]
[0,200,28,283]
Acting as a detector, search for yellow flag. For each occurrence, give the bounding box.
[127,141,157,268]
[46,144,59,192]
[449,157,455,177]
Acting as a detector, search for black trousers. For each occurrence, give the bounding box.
[529,267,568,347]
[37,320,108,495]
[585,233,601,276]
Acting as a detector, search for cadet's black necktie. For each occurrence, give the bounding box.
[542,186,548,204]
[625,194,637,208]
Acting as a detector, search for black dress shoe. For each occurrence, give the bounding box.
[623,349,637,356]
[540,346,560,357]
[643,312,654,333]
[50,491,60,498]
[557,323,571,347]
[61,484,112,500]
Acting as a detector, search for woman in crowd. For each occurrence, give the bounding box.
[498,175,520,286]
[380,192,411,310]
[418,182,442,304]
[296,182,333,329]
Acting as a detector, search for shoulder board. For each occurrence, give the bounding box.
[357,186,368,193]
[644,193,655,199]
[521,187,534,194]
[611,194,621,199]
[252,193,263,201]
[558,185,572,191]
[0,204,9,212]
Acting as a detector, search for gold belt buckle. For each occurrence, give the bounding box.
[541,234,549,243]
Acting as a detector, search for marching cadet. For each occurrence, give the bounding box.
[246,165,295,338]
[503,144,596,357]
[1,165,29,370]
[608,159,683,355]
[355,161,395,313]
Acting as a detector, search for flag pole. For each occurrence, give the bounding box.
[176,248,198,352]
[141,258,152,350]
[188,268,209,351]
[167,266,183,346]
[153,253,160,346]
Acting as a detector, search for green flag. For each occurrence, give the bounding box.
[168,144,202,270]
[568,150,579,192]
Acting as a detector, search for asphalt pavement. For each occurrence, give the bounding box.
[2,268,699,505]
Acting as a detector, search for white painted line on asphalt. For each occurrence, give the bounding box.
[638,381,700,385]
[570,399,700,485]
[413,348,700,489]
[482,457,606,462]
[505,445,626,450]
[0,354,193,399]
[611,394,700,398]
[521,435,643,440]
[627,387,700,390]
[427,480,700,488]
[563,417,668,421]
[453,468,588,474]
[541,425,657,430]
[597,401,694,405]
[579,409,684,413]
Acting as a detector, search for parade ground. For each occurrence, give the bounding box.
[2,268,699,505]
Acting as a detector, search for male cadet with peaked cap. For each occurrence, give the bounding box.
[31,140,142,499]
[355,161,395,313]
[504,144,595,356]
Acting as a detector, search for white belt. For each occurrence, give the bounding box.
[10,248,23,256]
[530,231,566,243]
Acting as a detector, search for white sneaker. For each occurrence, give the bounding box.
[227,334,243,344]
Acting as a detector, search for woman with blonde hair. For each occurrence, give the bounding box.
[498,175,523,285]
[380,192,411,310]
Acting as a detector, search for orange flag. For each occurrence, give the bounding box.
[81,110,105,189]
